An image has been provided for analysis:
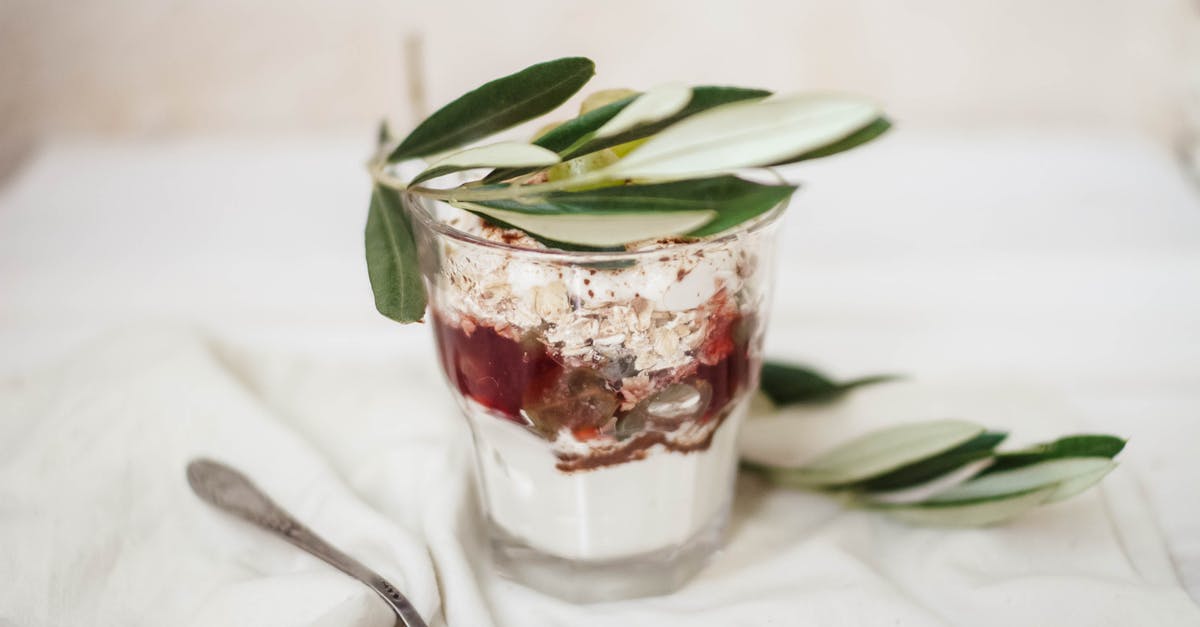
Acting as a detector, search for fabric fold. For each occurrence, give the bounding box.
[2,329,1198,626]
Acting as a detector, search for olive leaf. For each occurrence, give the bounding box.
[483,85,770,183]
[593,84,693,139]
[387,57,595,162]
[411,142,560,185]
[460,203,714,248]
[745,403,1127,527]
[600,94,881,181]
[559,85,772,161]
[531,95,637,153]
[365,185,425,322]
[873,457,1119,526]
[981,434,1127,475]
[750,420,985,488]
[461,175,794,247]
[853,431,1008,492]
[760,361,900,406]
[878,486,1059,527]
[772,116,892,165]
[925,457,1117,503]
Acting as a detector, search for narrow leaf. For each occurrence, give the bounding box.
[388,57,595,161]
[603,94,881,181]
[365,185,426,322]
[561,85,772,160]
[483,86,769,183]
[759,420,984,487]
[460,203,714,248]
[411,142,560,185]
[461,176,794,247]
[982,434,1127,475]
[594,84,692,138]
[465,176,790,216]
[1044,463,1117,503]
[772,116,892,165]
[479,95,637,183]
[926,457,1117,503]
[861,458,995,505]
[760,361,900,406]
[685,180,790,236]
[458,206,627,252]
[853,431,1008,492]
[879,486,1057,527]
[533,95,637,152]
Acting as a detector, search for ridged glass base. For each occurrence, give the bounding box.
[488,506,729,603]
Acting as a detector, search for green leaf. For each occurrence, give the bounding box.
[483,86,769,183]
[683,179,791,237]
[532,95,638,152]
[602,94,881,181]
[854,431,1008,492]
[460,204,714,248]
[593,84,692,138]
[411,142,560,185]
[925,457,1117,503]
[759,361,900,406]
[476,96,638,184]
[981,434,1127,475]
[365,185,426,323]
[755,420,984,487]
[387,57,595,162]
[1042,463,1118,503]
[879,486,1058,527]
[771,116,892,165]
[462,176,794,247]
[462,209,627,252]
[560,85,772,161]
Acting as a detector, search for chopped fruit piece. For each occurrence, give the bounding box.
[573,426,602,441]
[433,316,559,422]
[523,367,619,436]
[693,314,755,421]
[436,308,754,436]
[698,310,737,365]
[615,409,646,440]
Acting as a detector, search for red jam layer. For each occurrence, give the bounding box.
[432,311,753,441]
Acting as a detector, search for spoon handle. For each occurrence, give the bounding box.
[187,459,428,627]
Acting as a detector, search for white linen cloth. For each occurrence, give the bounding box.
[2,130,1199,625]
[1,328,1197,627]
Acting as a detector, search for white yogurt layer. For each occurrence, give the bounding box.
[466,398,749,561]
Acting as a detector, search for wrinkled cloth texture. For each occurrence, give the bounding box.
[2,132,1200,626]
[1,329,1197,627]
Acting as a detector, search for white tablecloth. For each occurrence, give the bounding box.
[2,129,1198,625]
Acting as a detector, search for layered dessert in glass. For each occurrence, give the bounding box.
[408,194,782,601]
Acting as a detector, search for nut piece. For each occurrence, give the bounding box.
[532,282,569,319]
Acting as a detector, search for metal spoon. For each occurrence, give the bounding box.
[186,458,428,627]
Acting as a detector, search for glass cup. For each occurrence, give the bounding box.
[407,193,783,602]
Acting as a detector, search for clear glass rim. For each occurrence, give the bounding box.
[403,192,789,262]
